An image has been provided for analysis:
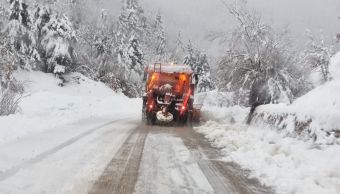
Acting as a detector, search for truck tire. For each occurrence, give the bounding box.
[177,112,188,126]
[142,99,147,123]
[142,107,147,123]
[186,111,193,127]
[147,112,156,126]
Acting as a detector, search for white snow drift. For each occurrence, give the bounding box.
[0,70,140,145]
[196,121,340,194]
[196,52,340,194]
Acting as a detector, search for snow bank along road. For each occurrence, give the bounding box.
[90,124,272,194]
[0,116,271,194]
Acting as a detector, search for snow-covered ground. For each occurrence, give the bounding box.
[0,71,141,193]
[0,70,140,145]
[196,121,340,194]
[195,52,340,194]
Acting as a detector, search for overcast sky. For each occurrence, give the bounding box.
[141,0,340,55]
[2,0,339,56]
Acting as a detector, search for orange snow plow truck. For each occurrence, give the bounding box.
[142,63,200,125]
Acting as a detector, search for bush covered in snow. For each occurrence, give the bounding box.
[217,2,308,108]
[0,89,21,115]
[0,35,24,116]
[0,62,23,116]
[302,30,334,84]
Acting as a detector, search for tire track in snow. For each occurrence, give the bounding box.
[133,126,215,194]
[0,118,128,182]
[89,125,148,194]
[179,127,273,194]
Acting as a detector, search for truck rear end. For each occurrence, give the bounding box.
[142,63,199,125]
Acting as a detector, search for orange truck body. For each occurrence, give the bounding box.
[142,63,200,125]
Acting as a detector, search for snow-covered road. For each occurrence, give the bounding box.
[90,124,271,194]
[0,115,140,194]
[0,113,272,194]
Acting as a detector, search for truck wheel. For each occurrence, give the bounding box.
[142,108,147,123]
[146,112,156,126]
[186,111,193,127]
[177,113,188,126]
[142,99,147,123]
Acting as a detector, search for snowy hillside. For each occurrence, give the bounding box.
[253,52,340,145]
[0,71,140,145]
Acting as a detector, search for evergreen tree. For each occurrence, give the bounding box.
[0,4,7,30]
[32,5,50,64]
[146,12,167,61]
[153,13,166,60]
[169,31,185,63]
[116,0,146,67]
[117,0,146,46]
[183,41,196,70]
[36,9,76,74]
[127,38,143,74]
[196,53,214,92]
[111,0,147,96]
[67,0,87,30]
[3,0,36,69]
[184,42,214,92]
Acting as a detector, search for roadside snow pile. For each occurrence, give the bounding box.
[195,90,249,124]
[252,52,340,145]
[0,71,141,145]
[195,122,340,194]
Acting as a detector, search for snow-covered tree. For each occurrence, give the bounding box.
[107,0,147,97]
[303,30,333,83]
[34,6,76,75]
[74,7,117,79]
[153,13,166,60]
[116,0,146,69]
[218,2,305,107]
[67,0,86,30]
[127,38,143,74]
[184,42,214,92]
[196,53,214,92]
[0,4,7,30]
[3,0,36,69]
[183,41,196,69]
[145,12,167,61]
[169,31,185,63]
